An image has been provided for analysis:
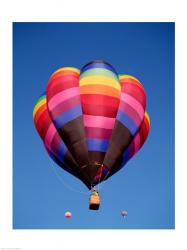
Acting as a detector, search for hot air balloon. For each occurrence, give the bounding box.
[33,60,150,210]
[65,211,71,218]
[121,210,128,218]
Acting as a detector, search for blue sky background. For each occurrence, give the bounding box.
[13,22,175,229]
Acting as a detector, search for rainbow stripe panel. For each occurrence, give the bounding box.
[102,74,147,170]
[80,61,121,165]
[33,94,67,161]
[46,67,90,172]
[118,75,146,135]
[33,94,81,179]
[47,67,81,129]
[116,75,146,136]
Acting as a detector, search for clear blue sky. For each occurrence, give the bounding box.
[13,22,175,229]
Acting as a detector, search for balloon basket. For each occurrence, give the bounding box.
[89,190,100,210]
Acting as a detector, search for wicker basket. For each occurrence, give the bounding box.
[89,193,100,210]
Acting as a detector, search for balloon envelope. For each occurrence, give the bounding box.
[33,60,150,189]
[65,211,71,218]
[121,210,128,217]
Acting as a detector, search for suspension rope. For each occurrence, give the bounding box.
[48,156,89,196]
[97,166,110,191]
[94,162,110,192]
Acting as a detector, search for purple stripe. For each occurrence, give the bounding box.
[54,105,82,128]
[57,142,67,162]
[122,149,130,166]
[81,61,118,75]
[119,100,142,126]
[50,95,81,119]
[87,138,109,152]
[117,109,138,135]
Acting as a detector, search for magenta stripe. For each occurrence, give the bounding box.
[121,93,144,118]
[48,87,80,110]
[49,95,81,119]
[119,101,142,126]
[85,126,112,139]
[83,114,115,129]
[45,132,62,159]
[44,124,57,149]
[44,143,58,160]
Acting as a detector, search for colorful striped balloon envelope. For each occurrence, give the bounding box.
[33,60,150,189]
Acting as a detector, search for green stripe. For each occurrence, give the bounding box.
[80,68,119,82]
[35,95,46,105]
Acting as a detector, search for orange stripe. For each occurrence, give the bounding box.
[144,112,150,125]
[80,84,120,98]
[119,75,141,83]
[51,67,80,76]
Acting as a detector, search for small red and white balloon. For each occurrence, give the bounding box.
[65,211,71,219]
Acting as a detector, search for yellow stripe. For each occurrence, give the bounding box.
[119,75,142,85]
[145,112,150,125]
[50,67,80,78]
[33,99,46,118]
[80,76,121,91]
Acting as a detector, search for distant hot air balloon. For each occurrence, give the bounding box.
[121,210,128,218]
[33,60,150,210]
[65,211,71,218]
